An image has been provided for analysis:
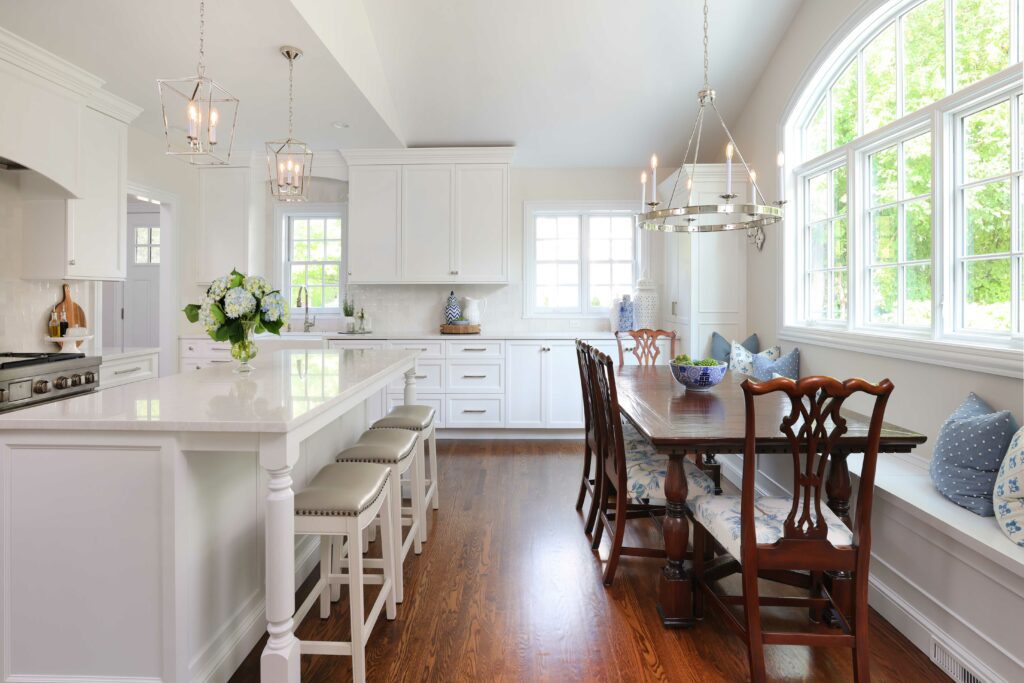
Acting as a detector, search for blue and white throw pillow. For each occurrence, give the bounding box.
[929,393,1019,516]
[711,332,758,364]
[994,426,1024,546]
[752,347,800,381]
[729,341,780,376]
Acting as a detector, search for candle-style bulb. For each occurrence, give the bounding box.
[650,154,658,170]
[726,143,734,160]
[641,171,647,184]
[776,151,785,167]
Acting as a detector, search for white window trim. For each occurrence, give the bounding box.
[272,201,348,318]
[777,0,1023,378]
[522,200,639,318]
[132,225,160,266]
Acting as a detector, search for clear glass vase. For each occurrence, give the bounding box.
[231,319,259,373]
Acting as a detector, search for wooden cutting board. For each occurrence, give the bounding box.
[53,283,87,348]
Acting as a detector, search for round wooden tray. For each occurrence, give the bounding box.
[440,323,481,334]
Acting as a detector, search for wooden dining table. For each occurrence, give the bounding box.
[614,366,926,628]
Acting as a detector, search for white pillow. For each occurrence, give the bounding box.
[729,340,780,376]
[994,426,1024,547]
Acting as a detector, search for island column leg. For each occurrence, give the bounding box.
[261,463,301,682]
[404,366,417,405]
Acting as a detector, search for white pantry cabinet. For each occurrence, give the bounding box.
[343,148,513,284]
[195,166,251,283]
[505,340,584,429]
[348,165,401,282]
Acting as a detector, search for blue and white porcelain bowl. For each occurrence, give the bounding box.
[669,360,728,392]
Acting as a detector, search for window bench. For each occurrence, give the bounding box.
[846,453,1023,683]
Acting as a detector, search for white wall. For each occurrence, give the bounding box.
[731,0,1023,451]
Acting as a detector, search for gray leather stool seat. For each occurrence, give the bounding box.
[336,428,418,464]
[370,404,436,431]
[295,463,391,517]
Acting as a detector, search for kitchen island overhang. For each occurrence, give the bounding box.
[0,348,420,683]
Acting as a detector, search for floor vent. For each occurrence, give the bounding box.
[931,638,985,683]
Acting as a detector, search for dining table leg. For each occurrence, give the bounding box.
[658,449,694,628]
[824,452,853,627]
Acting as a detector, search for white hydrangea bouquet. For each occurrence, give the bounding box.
[183,269,288,372]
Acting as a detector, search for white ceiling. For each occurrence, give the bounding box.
[0,0,403,153]
[362,0,803,166]
[0,0,802,168]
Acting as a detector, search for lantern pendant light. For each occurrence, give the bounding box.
[638,0,784,247]
[156,0,239,165]
[266,46,313,202]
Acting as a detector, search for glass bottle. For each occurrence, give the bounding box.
[48,309,60,338]
[59,309,68,337]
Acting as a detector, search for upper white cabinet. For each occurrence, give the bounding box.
[343,148,513,284]
[659,164,749,358]
[348,165,401,282]
[195,166,250,283]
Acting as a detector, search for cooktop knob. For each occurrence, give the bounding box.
[83,371,96,384]
[54,376,70,390]
[34,380,50,394]
[70,374,82,387]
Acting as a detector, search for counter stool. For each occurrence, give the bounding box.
[335,427,423,603]
[371,404,439,522]
[292,462,397,683]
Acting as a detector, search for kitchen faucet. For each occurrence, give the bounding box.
[296,286,316,332]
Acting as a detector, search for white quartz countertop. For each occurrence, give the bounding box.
[183,331,617,341]
[0,349,418,433]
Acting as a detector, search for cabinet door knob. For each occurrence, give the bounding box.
[68,259,76,266]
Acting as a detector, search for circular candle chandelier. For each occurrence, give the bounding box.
[156,0,239,166]
[638,0,784,247]
[266,46,313,202]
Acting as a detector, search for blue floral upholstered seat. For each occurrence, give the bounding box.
[690,495,853,562]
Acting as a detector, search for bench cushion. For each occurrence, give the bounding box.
[296,463,390,517]
[994,426,1024,547]
[692,494,853,562]
[336,428,419,464]
[625,453,715,502]
[371,404,436,431]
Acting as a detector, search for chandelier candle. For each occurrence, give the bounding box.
[777,151,786,199]
[650,154,658,203]
[725,143,734,196]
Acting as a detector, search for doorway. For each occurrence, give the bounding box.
[102,194,162,351]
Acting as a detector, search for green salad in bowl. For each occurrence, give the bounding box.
[669,354,728,391]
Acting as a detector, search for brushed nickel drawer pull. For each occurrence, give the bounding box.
[462,348,488,352]
[462,409,487,414]
[462,374,487,379]
[113,366,142,376]
[415,374,428,379]
[209,360,232,364]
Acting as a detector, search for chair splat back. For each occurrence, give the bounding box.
[615,329,677,366]
[588,347,626,488]
[575,340,597,453]
[740,376,894,550]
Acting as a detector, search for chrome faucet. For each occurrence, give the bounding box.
[296,286,316,332]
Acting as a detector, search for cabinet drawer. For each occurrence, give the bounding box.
[446,361,503,393]
[180,338,231,358]
[388,340,445,358]
[100,353,158,388]
[388,359,444,393]
[446,341,503,357]
[446,396,503,427]
[387,394,444,428]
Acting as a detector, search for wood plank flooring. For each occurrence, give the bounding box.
[231,440,947,682]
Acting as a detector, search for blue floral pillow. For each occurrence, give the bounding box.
[994,426,1024,546]
[729,341,779,376]
[752,347,799,381]
[929,393,1019,517]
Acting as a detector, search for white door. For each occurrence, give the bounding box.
[454,164,507,282]
[348,165,401,282]
[544,341,585,428]
[125,208,160,349]
[505,341,545,428]
[401,165,454,281]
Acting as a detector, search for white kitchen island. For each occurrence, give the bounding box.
[0,348,419,683]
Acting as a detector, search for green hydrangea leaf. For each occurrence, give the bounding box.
[183,304,200,323]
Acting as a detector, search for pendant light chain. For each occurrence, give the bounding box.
[197,0,206,77]
[288,54,294,139]
[702,0,710,90]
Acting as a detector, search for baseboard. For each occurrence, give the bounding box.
[188,536,321,683]
[717,454,789,497]
[6,677,161,683]
[436,428,584,440]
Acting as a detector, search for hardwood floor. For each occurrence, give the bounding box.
[231,440,947,682]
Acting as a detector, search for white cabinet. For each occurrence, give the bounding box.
[343,148,512,284]
[100,351,159,388]
[348,165,401,283]
[196,166,250,283]
[401,165,455,281]
[505,340,584,429]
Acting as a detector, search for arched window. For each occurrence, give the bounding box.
[781,0,1021,361]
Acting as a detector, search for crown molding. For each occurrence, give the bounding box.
[0,25,102,98]
[341,146,516,166]
[87,88,143,124]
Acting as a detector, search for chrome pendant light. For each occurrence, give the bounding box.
[638,0,784,247]
[266,46,313,202]
[157,0,239,165]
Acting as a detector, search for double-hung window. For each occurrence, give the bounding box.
[284,213,345,313]
[525,203,637,316]
[785,0,1022,368]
